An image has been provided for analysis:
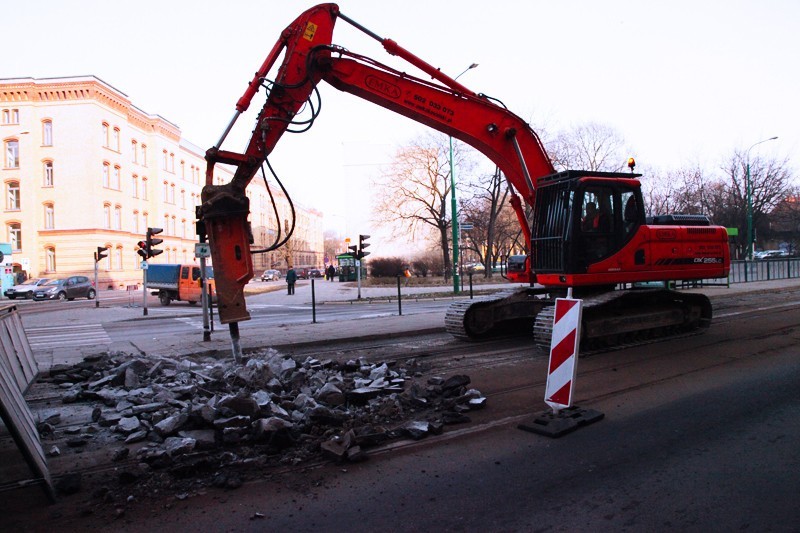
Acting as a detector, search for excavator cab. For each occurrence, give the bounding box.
[531,170,644,276]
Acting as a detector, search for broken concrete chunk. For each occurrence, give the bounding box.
[347,387,382,405]
[164,437,196,457]
[442,375,470,391]
[153,413,189,437]
[402,420,430,440]
[213,415,252,430]
[98,411,123,427]
[218,395,260,418]
[314,383,345,406]
[178,429,216,449]
[116,416,141,434]
[125,430,148,444]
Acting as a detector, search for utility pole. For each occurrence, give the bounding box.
[449,62,478,293]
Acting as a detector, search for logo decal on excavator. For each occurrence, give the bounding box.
[303,22,318,41]
[365,75,401,99]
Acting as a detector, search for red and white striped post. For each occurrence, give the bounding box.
[519,288,604,437]
[544,294,582,413]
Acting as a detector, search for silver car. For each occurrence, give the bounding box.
[4,278,51,299]
[261,269,282,282]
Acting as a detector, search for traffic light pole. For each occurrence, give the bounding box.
[142,264,148,316]
[93,258,99,308]
[357,260,362,299]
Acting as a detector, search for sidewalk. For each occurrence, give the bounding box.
[21,277,800,373]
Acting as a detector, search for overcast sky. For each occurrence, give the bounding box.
[5,0,798,249]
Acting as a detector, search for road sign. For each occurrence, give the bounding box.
[460,223,473,231]
[195,242,211,258]
[141,261,148,270]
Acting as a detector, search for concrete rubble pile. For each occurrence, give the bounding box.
[40,348,487,497]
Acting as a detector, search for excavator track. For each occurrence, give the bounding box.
[447,287,713,354]
[445,288,549,340]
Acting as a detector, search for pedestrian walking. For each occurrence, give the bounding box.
[286,267,297,295]
[327,264,336,282]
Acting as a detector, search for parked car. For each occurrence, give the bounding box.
[261,269,282,282]
[308,268,324,279]
[32,276,96,301]
[4,278,51,299]
[754,250,784,260]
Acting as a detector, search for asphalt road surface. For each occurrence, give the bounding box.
[12,284,796,532]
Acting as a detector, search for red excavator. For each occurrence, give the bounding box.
[200,3,730,356]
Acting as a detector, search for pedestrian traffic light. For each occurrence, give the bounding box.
[95,246,109,262]
[135,240,148,260]
[146,227,164,258]
[357,234,370,259]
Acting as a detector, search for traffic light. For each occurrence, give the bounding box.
[348,244,358,255]
[357,234,370,259]
[135,240,148,260]
[146,227,164,258]
[95,246,109,262]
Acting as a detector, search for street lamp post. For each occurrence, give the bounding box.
[449,62,478,293]
[745,136,778,260]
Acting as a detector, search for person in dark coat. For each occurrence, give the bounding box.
[286,268,297,295]
[327,264,335,281]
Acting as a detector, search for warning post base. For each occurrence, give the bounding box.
[518,405,604,438]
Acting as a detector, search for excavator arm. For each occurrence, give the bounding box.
[201,3,554,333]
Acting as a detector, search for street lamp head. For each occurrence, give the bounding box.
[468,63,479,70]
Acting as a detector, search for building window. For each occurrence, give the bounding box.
[102,122,109,147]
[143,212,149,230]
[141,144,147,165]
[43,161,54,186]
[112,127,120,151]
[2,109,19,124]
[181,219,187,239]
[169,153,175,172]
[180,160,185,178]
[112,165,121,190]
[162,150,168,170]
[141,177,148,200]
[8,222,21,250]
[131,140,138,163]
[180,189,186,209]
[131,174,139,198]
[42,120,53,146]
[6,181,20,210]
[170,216,176,236]
[114,205,122,230]
[5,140,19,168]
[103,204,111,229]
[44,203,54,229]
[163,181,169,202]
[102,162,110,188]
[169,183,175,204]
[115,247,123,271]
[132,210,139,233]
[45,246,56,272]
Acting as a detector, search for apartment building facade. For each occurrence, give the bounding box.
[0,76,323,291]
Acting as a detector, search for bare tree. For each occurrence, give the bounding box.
[459,167,510,277]
[323,229,341,265]
[719,151,793,254]
[373,134,472,280]
[547,122,629,172]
